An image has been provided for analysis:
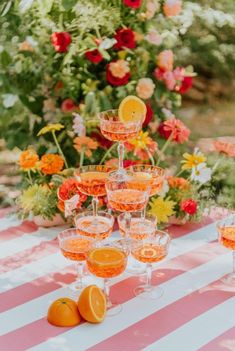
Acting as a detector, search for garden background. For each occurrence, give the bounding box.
[0,0,235,222]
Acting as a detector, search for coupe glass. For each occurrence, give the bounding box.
[126,164,165,197]
[86,239,128,315]
[131,230,171,299]
[118,212,157,274]
[217,215,235,286]
[75,210,114,241]
[74,165,114,217]
[58,229,95,296]
[99,109,144,179]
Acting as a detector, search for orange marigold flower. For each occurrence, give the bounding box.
[19,150,39,170]
[213,140,235,157]
[57,178,87,213]
[167,176,190,190]
[74,136,98,157]
[40,154,64,175]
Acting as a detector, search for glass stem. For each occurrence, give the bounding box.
[124,212,131,239]
[232,251,235,276]
[76,262,83,289]
[141,207,146,219]
[104,278,112,309]
[92,196,99,216]
[118,142,124,170]
[146,263,152,290]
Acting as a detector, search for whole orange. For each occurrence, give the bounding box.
[47,297,81,327]
[78,285,106,323]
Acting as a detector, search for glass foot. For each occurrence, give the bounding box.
[221,273,235,287]
[134,285,163,300]
[106,301,122,316]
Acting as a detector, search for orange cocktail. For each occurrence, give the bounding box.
[131,230,171,299]
[75,165,114,197]
[86,239,128,315]
[127,165,165,196]
[217,215,235,286]
[58,229,95,294]
[75,211,114,240]
[87,246,127,278]
[118,212,157,240]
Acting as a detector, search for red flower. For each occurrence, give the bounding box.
[90,131,113,149]
[180,199,198,215]
[61,98,77,113]
[123,0,142,8]
[50,32,71,53]
[143,103,154,127]
[85,49,103,64]
[106,64,131,86]
[58,178,87,207]
[158,119,190,144]
[178,76,193,94]
[114,28,136,50]
[123,160,141,168]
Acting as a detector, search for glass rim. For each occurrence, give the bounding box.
[74,210,114,223]
[99,109,144,125]
[74,164,117,174]
[58,228,96,242]
[87,244,128,265]
[126,164,165,176]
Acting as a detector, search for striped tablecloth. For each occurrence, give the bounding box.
[0,208,234,351]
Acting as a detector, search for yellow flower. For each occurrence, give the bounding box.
[149,197,175,224]
[181,148,206,170]
[37,123,64,136]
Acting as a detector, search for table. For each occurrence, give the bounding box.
[0,208,234,351]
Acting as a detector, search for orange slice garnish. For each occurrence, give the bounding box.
[140,246,158,258]
[118,95,147,123]
[88,247,126,265]
[77,285,106,323]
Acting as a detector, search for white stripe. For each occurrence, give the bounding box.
[0,253,71,293]
[0,216,22,232]
[143,297,235,351]
[28,253,231,351]
[0,227,65,260]
[0,223,216,293]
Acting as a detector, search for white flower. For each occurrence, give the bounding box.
[157,179,169,197]
[190,163,212,184]
[72,113,86,136]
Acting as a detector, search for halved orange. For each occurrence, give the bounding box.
[118,95,147,123]
[77,285,106,323]
[47,297,81,327]
[88,247,126,265]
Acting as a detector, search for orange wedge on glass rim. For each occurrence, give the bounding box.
[118,95,147,123]
[77,285,106,323]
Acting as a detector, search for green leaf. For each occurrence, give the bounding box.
[0,50,11,66]
[1,1,13,17]
[19,95,44,116]
[37,0,53,14]
[98,48,110,60]
[62,0,77,11]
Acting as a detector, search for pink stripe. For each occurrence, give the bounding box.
[0,221,38,243]
[199,327,235,351]
[0,242,227,351]
[168,216,213,239]
[0,265,75,313]
[0,238,58,274]
[88,281,233,351]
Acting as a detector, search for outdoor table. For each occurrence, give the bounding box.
[0,208,234,351]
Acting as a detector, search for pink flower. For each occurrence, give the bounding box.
[145,0,159,19]
[109,60,130,78]
[162,71,176,90]
[145,30,162,46]
[157,50,174,71]
[136,78,155,99]
[158,119,190,144]
[163,0,182,17]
